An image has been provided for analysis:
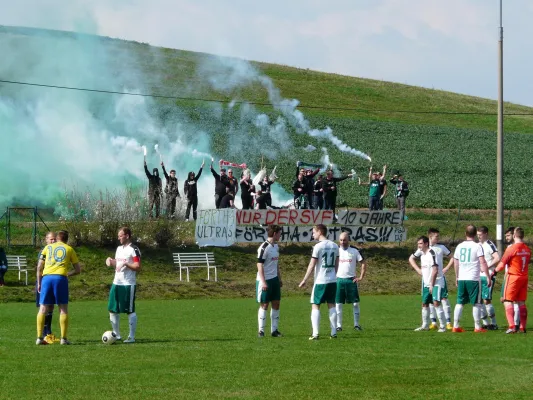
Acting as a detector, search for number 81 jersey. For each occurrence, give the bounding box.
[311,240,339,284]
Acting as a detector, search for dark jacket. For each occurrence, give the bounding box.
[292,178,306,197]
[211,167,230,196]
[184,167,203,200]
[144,164,163,194]
[162,165,180,198]
[322,176,349,197]
[0,248,7,269]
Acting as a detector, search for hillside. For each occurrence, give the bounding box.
[2,25,533,209]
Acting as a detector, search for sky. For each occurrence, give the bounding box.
[2,0,532,106]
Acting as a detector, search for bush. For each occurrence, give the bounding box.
[54,184,189,248]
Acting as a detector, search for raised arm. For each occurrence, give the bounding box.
[195,164,204,182]
[161,162,169,180]
[211,165,220,180]
[144,161,152,179]
[308,168,320,179]
[334,175,351,183]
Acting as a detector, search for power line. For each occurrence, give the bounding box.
[1,78,532,116]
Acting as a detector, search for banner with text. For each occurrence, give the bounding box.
[236,209,334,226]
[235,225,407,243]
[337,210,404,226]
[196,209,237,247]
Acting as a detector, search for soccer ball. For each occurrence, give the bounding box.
[102,331,117,344]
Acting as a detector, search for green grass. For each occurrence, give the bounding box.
[1,297,532,399]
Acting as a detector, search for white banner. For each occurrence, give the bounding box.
[236,209,334,226]
[337,210,404,226]
[235,225,407,243]
[195,209,236,247]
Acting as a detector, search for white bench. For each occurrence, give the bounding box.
[173,253,218,282]
[6,255,32,285]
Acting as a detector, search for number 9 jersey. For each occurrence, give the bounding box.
[311,240,339,284]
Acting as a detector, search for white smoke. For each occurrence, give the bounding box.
[309,127,371,161]
[191,149,213,159]
[199,56,370,161]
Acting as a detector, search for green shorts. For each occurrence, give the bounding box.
[456,280,481,305]
[311,282,337,305]
[256,276,281,303]
[421,286,433,304]
[481,275,495,300]
[335,277,360,304]
[422,285,446,304]
[108,284,136,314]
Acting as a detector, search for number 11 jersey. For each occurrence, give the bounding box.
[311,239,339,284]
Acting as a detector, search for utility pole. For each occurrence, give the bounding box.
[496,0,504,254]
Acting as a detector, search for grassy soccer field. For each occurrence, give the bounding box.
[1,296,531,400]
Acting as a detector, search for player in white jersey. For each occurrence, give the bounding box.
[256,225,283,338]
[452,225,491,333]
[299,224,339,340]
[477,226,501,329]
[106,227,141,343]
[427,228,454,330]
[335,232,366,331]
[409,236,446,332]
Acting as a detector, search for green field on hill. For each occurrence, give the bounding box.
[1,298,532,400]
[2,25,533,209]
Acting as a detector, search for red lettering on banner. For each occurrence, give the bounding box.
[300,210,310,224]
[252,212,261,225]
[289,210,298,225]
[236,210,242,224]
[322,210,333,224]
[278,210,288,224]
[311,210,321,224]
[265,210,276,225]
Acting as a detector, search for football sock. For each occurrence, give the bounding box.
[44,312,53,336]
[353,302,360,326]
[435,304,446,328]
[421,307,429,328]
[335,304,343,328]
[328,308,337,336]
[485,304,497,325]
[60,313,68,339]
[514,303,520,326]
[128,313,137,339]
[504,303,515,329]
[110,313,121,337]
[453,304,464,328]
[311,309,320,337]
[473,304,483,329]
[270,309,280,333]
[258,308,266,332]
[441,298,451,323]
[428,303,437,323]
[519,305,527,331]
[37,312,45,338]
